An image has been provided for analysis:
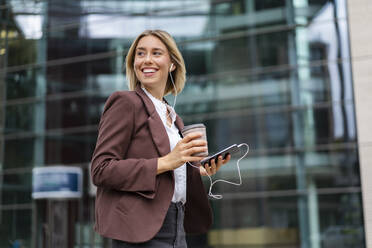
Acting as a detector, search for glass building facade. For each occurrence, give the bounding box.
[0,0,365,247]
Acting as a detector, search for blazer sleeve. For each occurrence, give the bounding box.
[90,92,157,195]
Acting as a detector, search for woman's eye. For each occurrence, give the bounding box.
[136,51,145,56]
[153,51,162,56]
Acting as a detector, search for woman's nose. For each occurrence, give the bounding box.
[144,53,153,63]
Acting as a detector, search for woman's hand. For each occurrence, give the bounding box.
[157,132,207,174]
[199,154,231,176]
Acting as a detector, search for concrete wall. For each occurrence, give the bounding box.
[347,0,372,247]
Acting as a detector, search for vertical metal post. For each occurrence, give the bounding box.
[286,0,310,247]
[79,196,84,247]
[48,200,53,248]
[32,1,48,247]
[31,201,37,248]
[50,200,68,247]
[0,0,4,225]
[308,178,320,248]
[34,0,47,167]
[0,0,11,226]
[90,198,95,248]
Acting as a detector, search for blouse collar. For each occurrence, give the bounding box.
[142,87,177,126]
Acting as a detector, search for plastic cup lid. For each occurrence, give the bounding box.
[181,123,205,132]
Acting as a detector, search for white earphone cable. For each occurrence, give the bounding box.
[165,65,177,120]
[169,64,249,199]
[187,143,249,200]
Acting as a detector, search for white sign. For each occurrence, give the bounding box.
[32,166,83,199]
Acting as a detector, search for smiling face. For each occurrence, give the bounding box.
[133,35,174,98]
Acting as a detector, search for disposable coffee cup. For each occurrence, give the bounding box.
[181,123,208,157]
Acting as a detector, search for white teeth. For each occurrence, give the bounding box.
[143,68,156,73]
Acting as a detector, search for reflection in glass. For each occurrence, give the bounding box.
[0,209,32,247]
[4,138,35,169]
[45,132,98,165]
[2,172,32,205]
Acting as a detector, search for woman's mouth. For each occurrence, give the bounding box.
[142,68,157,77]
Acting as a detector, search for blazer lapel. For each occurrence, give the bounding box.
[135,85,171,157]
[175,115,184,136]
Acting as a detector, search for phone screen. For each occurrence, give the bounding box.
[200,144,240,165]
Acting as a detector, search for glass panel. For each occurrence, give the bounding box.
[5,103,36,134]
[207,193,364,247]
[178,64,353,115]
[209,196,299,246]
[202,148,359,197]
[4,138,35,169]
[5,1,350,98]
[254,0,286,11]
[5,0,46,100]
[6,68,39,100]
[45,132,97,165]
[4,95,108,133]
[0,209,32,247]
[200,112,293,152]
[207,31,289,72]
[1,172,32,204]
[182,103,356,154]
[319,193,365,247]
[45,95,106,130]
[45,57,127,95]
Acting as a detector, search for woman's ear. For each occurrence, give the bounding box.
[169,63,176,72]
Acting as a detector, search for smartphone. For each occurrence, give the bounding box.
[200,144,240,166]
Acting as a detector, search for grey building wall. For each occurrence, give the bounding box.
[348,0,372,247]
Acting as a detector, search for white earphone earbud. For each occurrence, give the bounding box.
[169,63,174,71]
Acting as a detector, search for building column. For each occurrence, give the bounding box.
[347,0,372,247]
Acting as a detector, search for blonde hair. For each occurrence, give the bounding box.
[125,30,186,96]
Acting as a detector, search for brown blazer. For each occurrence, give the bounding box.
[91,85,212,243]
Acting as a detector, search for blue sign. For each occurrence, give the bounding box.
[32,166,82,199]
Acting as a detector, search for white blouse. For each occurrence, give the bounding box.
[142,88,186,204]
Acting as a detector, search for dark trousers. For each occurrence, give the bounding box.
[112,202,187,248]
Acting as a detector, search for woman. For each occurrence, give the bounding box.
[91,29,230,247]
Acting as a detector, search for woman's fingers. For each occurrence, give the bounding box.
[184,155,206,163]
[181,134,207,152]
[203,157,217,175]
[182,132,203,143]
[222,154,231,164]
[201,154,231,176]
[183,139,207,149]
[203,162,211,175]
[199,166,208,176]
[177,135,207,159]
[217,154,230,170]
[215,155,223,172]
[184,146,207,156]
[166,131,209,170]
